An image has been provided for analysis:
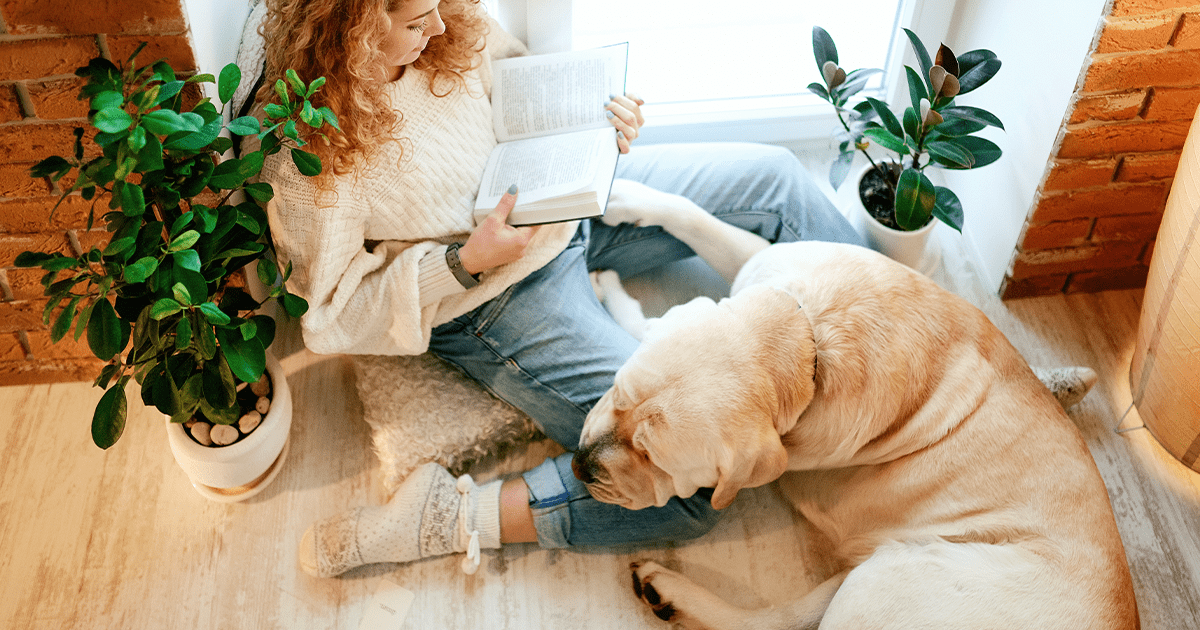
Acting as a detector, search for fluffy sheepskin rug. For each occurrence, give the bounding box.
[351,353,544,496]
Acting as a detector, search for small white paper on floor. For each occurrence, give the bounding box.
[358,579,415,630]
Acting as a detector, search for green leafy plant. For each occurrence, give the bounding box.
[809,26,1003,232]
[15,45,338,449]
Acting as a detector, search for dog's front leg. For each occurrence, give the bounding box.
[605,179,769,283]
[631,561,848,630]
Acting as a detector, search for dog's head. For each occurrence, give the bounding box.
[573,285,817,510]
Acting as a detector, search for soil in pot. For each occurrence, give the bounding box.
[183,371,273,448]
[859,166,901,230]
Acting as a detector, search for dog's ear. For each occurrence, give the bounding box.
[711,427,789,509]
[729,285,817,434]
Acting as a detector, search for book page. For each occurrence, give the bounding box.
[475,128,614,210]
[492,44,628,142]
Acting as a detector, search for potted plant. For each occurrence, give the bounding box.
[14,46,336,500]
[808,26,1003,269]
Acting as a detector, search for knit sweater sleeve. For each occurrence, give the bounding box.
[264,165,455,356]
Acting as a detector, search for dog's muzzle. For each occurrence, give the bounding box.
[571,438,606,485]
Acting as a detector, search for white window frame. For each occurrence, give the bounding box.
[497,0,961,148]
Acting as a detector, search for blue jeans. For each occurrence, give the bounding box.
[429,143,863,549]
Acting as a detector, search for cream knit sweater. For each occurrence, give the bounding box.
[261,22,578,356]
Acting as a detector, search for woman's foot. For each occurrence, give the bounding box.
[298,462,503,577]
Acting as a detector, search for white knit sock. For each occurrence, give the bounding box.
[298,462,503,577]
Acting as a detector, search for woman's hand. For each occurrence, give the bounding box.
[606,93,645,154]
[458,187,541,275]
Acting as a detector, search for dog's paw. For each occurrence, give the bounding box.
[631,561,682,622]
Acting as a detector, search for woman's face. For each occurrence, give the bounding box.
[381,0,446,80]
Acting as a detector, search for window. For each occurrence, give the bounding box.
[512,0,955,147]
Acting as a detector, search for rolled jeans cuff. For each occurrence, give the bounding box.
[522,455,575,548]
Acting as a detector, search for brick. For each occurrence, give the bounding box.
[1020,219,1094,250]
[0,298,48,332]
[0,122,92,164]
[1092,213,1164,241]
[1096,14,1179,53]
[0,358,103,386]
[1011,241,1145,277]
[26,77,88,120]
[1058,119,1191,158]
[1143,86,1200,119]
[1083,49,1200,92]
[0,84,24,123]
[1032,182,1169,221]
[107,34,197,73]
[0,37,97,81]
[0,162,50,198]
[1116,151,1182,181]
[0,332,26,361]
[4,266,53,300]
[0,195,97,233]
[0,0,187,36]
[72,228,111,254]
[1001,274,1070,299]
[1111,0,1200,18]
[1172,13,1200,48]
[25,329,97,360]
[1069,91,1148,123]
[0,232,72,267]
[1043,158,1118,190]
[1066,265,1150,292]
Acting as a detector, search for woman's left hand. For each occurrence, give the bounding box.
[606,93,645,154]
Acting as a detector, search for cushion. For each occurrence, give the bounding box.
[351,353,543,495]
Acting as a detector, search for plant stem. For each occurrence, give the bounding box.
[834,106,896,193]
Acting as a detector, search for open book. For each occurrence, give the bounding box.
[474,43,629,227]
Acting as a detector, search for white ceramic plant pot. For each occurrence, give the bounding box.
[847,165,940,275]
[165,351,292,503]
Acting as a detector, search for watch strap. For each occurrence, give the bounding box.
[445,242,480,289]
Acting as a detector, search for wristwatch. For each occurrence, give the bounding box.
[445,242,480,289]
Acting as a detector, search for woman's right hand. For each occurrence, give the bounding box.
[458,187,540,275]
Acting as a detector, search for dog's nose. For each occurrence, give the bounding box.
[571,451,596,484]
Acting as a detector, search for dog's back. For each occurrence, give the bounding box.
[737,242,1139,629]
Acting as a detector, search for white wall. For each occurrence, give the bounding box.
[938,0,1109,292]
[181,0,254,105]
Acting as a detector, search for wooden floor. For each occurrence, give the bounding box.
[3,230,1199,629]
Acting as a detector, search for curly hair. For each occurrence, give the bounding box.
[258,0,487,177]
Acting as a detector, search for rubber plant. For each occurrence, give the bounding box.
[14,45,337,449]
[808,26,1004,232]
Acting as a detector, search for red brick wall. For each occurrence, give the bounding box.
[1003,0,1200,298]
[0,0,196,385]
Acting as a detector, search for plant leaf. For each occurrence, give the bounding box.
[168,230,201,252]
[226,116,261,136]
[926,139,975,168]
[173,249,201,273]
[218,63,241,104]
[940,105,1004,130]
[199,301,231,325]
[243,181,274,203]
[92,379,128,449]
[216,327,265,384]
[175,316,193,351]
[812,26,839,73]
[93,107,132,134]
[865,97,904,140]
[862,127,908,154]
[905,66,928,117]
[933,186,964,232]
[87,298,122,361]
[281,292,309,317]
[51,296,81,343]
[290,148,322,176]
[956,50,1001,95]
[141,109,198,135]
[150,298,184,320]
[902,29,934,90]
[894,168,936,231]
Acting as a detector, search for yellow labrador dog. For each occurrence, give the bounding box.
[574,241,1138,630]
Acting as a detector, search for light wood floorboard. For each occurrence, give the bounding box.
[2,229,1198,629]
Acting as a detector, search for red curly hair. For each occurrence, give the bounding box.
[258,0,487,177]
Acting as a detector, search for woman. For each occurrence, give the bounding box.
[257,0,863,577]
